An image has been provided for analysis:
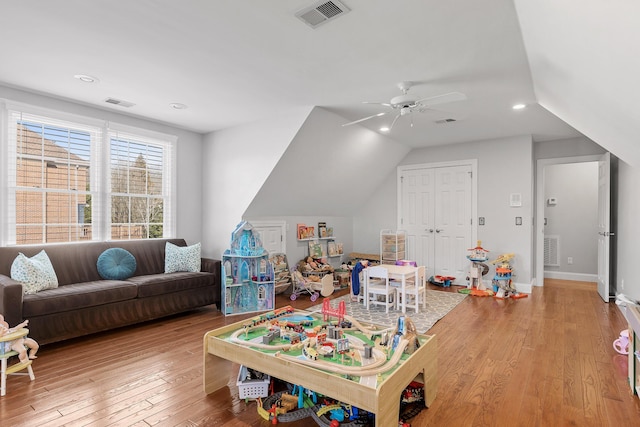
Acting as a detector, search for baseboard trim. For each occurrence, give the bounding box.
[482,279,532,294]
[544,271,598,282]
[514,282,532,294]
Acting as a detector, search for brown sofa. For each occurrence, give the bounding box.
[0,238,220,345]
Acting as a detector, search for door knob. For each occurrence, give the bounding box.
[426,229,434,233]
[435,229,443,233]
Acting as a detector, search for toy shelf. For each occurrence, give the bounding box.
[380,229,406,265]
[620,303,640,396]
[297,237,334,241]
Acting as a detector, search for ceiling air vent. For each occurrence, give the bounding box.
[104,98,135,108]
[435,118,457,124]
[296,0,350,29]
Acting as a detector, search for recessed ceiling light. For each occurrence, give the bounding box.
[169,103,188,110]
[380,126,390,132]
[512,103,526,110]
[74,74,99,83]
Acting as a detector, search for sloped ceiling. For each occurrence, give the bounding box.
[0,0,580,150]
[0,1,635,166]
[514,0,640,167]
[244,107,410,217]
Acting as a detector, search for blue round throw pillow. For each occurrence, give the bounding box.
[97,248,137,280]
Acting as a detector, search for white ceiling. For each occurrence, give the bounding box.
[0,0,586,149]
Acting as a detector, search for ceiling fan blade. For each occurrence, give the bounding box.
[342,112,387,127]
[389,113,401,130]
[416,91,467,107]
[363,101,392,107]
[415,106,455,116]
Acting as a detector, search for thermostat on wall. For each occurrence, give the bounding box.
[547,197,557,206]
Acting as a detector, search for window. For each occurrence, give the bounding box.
[2,103,176,245]
[108,130,169,240]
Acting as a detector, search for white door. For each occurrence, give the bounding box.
[251,221,286,256]
[401,164,473,282]
[401,168,435,273]
[597,152,611,301]
[434,165,473,279]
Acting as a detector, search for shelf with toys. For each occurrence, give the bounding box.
[297,222,344,261]
[380,229,406,265]
[269,253,293,295]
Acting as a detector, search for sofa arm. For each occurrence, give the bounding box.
[201,257,221,277]
[0,274,24,325]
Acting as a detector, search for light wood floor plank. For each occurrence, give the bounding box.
[2,279,640,426]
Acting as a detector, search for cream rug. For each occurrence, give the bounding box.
[307,290,467,333]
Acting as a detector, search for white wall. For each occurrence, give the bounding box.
[241,107,410,263]
[535,136,605,160]
[543,162,598,277]
[0,84,205,245]
[354,135,534,284]
[201,106,313,258]
[352,168,398,254]
[244,107,411,218]
[515,0,640,168]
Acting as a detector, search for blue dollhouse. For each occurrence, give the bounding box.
[221,221,275,315]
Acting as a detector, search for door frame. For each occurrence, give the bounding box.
[397,158,478,252]
[534,154,602,287]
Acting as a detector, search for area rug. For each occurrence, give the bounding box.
[307,290,467,333]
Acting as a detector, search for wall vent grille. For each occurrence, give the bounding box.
[296,1,350,28]
[544,235,560,267]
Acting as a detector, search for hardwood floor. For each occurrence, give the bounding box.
[2,279,640,426]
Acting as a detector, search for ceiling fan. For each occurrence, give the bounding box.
[342,81,467,130]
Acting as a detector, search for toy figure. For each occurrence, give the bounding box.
[0,314,39,363]
[350,259,369,301]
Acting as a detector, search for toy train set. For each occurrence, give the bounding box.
[222,303,425,426]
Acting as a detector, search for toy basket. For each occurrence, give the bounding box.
[236,365,270,399]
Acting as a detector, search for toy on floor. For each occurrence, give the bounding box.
[290,268,334,301]
[466,241,490,291]
[613,329,630,354]
[490,253,527,299]
[298,256,335,275]
[429,275,456,287]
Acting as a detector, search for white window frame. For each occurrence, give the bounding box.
[106,123,177,241]
[0,100,177,245]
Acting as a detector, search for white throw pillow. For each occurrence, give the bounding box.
[11,250,59,295]
[165,242,201,273]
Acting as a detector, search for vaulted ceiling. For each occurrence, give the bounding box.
[0,1,637,165]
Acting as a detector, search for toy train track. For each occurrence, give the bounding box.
[260,391,369,426]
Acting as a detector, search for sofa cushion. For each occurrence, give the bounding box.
[165,242,201,273]
[11,250,59,295]
[130,272,215,298]
[22,280,138,317]
[97,248,137,280]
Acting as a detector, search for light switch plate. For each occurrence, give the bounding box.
[515,216,522,226]
[479,217,485,226]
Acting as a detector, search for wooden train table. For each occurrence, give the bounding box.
[203,306,437,426]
